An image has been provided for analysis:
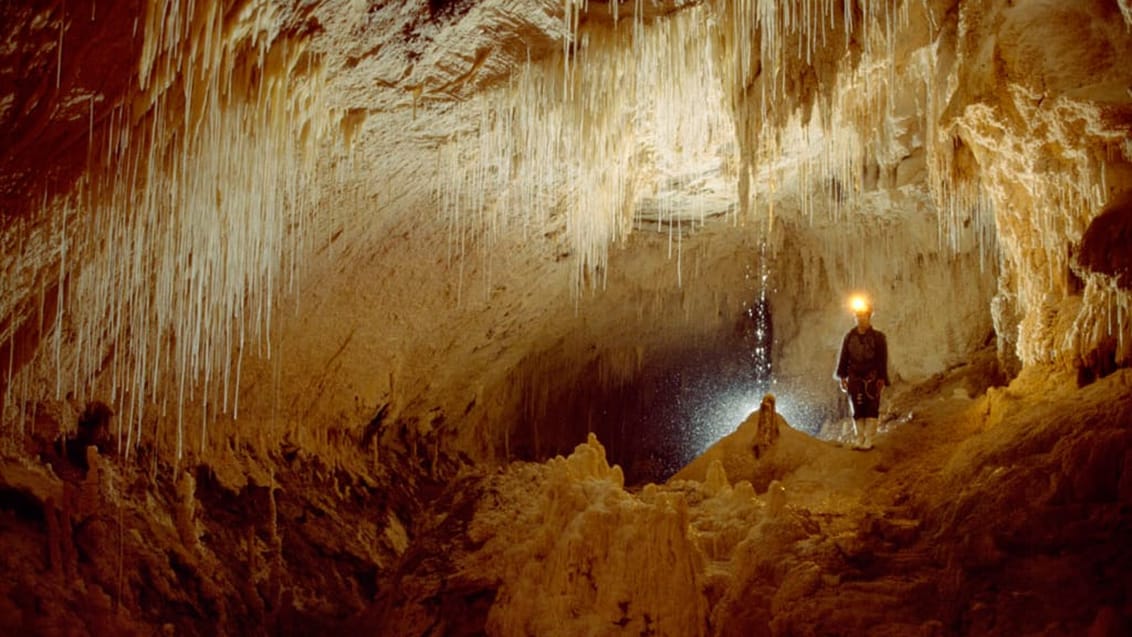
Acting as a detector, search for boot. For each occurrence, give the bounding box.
[853,420,866,449]
[863,418,878,449]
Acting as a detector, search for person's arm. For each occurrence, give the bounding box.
[835,332,850,387]
[877,331,890,386]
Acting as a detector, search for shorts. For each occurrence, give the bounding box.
[846,377,881,419]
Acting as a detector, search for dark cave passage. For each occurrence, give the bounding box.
[505,336,842,486]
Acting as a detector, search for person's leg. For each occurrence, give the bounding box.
[847,377,868,448]
[853,418,867,448]
[863,417,878,449]
[854,378,880,449]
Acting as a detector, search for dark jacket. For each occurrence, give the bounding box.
[835,327,890,384]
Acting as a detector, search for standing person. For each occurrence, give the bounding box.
[834,295,890,450]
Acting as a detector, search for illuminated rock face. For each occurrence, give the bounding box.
[0,0,1131,633]
[9,0,1126,464]
[942,1,1132,374]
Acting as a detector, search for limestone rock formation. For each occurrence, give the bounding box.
[1,0,1131,634]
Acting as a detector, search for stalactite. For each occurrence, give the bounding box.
[437,4,732,296]
[4,0,1126,465]
[2,0,333,459]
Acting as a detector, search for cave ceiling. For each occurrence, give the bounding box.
[1,0,1131,465]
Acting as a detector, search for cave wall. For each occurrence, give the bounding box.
[0,0,1129,473]
[2,1,1132,634]
[939,0,1132,372]
[770,194,998,407]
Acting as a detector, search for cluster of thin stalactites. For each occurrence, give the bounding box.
[1,0,1126,461]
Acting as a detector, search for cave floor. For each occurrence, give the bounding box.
[2,362,1130,636]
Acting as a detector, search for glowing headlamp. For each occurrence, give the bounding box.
[849,294,871,314]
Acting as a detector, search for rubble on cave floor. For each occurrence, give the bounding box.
[370,363,1132,636]
[1,363,1130,635]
